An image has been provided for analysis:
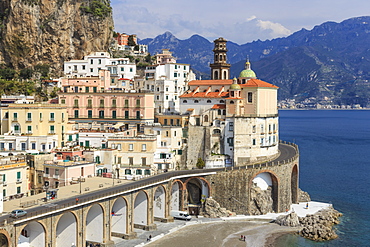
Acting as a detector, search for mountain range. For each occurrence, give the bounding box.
[140,17,370,106]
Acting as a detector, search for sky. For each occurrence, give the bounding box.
[111,0,370,44]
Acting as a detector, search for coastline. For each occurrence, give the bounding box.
[145,219,299,247]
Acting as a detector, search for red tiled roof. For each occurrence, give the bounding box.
[188,79,233,86]
[211,104,226,109]
[240,79,278,88]
[180,91,229,98]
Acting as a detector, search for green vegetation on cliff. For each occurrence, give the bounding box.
[80,0,112,18]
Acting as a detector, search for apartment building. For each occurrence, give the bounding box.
[0,103,72,152]
[64,51,136,80]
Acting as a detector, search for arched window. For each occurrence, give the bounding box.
[183,100,187,103]
[220,100,225,103]
[207,100,212,103]
[214,71,219,80]
[215,89,220,92]
[223,71,227,80]
[230,101,234,104]
[194,100,199,103]
[204,115,209,122]
[213,129,221,134]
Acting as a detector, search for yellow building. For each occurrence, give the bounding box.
[108,135,157,176]
[0,103,73,152]
[0,156,29,201]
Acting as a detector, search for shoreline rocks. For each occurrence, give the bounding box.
[274,206,342,241]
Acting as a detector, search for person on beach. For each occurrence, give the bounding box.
[306,203,309,209]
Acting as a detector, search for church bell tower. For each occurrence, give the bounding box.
[210,37,230,80]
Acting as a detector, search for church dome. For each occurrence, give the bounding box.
[239,60,256,78]
[230,77,241,90]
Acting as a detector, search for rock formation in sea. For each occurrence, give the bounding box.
[275,206,342,241]
[298,189,311,202]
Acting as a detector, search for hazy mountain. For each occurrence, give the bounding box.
[140,17,370,105]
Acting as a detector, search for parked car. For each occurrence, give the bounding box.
[10,209,27,218]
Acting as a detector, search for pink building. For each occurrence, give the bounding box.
[43,160,96,188]
[59,70,155,131]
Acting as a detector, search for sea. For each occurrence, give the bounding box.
[276,110,370,247]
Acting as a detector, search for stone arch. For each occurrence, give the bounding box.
[291,164,299,204]
[153,185,166,219]
[86,203,104,243]
[56,212,77,247]
[111,196,128,235]
[184,177,211,205]
[223,70,227,80]
[134,190,149,226]
[170,180,183,211]
[18,221,46,247]
[0,230,10,247]
[249,170,279,214]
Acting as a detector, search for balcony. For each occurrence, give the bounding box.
[16,179,22,184]
[2,181,7,186]
[49,118,55,122]
[26,118,32,122]
[43,174,49,178]
[53,175,60,179]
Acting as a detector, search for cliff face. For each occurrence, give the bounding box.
[0,0,114,75]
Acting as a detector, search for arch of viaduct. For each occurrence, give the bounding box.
[0,142,299,247]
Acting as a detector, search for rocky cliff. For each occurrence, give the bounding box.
[0,0,114,75]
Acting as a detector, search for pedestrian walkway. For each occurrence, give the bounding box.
[2,177,133,213]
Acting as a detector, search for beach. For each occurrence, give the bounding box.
[145,220,299,247]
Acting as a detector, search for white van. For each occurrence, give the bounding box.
[170,210,192,220]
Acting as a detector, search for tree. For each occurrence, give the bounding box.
[128,35,136,46]
[196,158,205,169]
[20,68,34,79]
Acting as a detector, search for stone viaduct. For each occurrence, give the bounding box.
[0,142,299,247]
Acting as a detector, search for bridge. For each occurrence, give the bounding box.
[0,142,298,247]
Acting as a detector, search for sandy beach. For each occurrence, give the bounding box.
[145,219,299,247]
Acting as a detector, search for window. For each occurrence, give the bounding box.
[50,125,55,134]
[27,113,32,121]
[17,171,21,179]
[174,73,177,77]
[129,144,133,151]
[45,168,49,174]
[141,157,147,166]
[136,111,141,119]
[144,170,151,175]
[13,112,18,120]
[194,100,199,103]
[183,100,187,103]
[112,110,117,119]
[165,95,169,100]
[88,110,92,118]
[85,87,89,93]
[136,170,142,175]
[100,99,104,107]
[125,169,132,175]
[164,119,168,125]
[130,68,133,72]
[230,100,234,104]
[27,126,32,133]
[17,187,21,194]
[248,92,253,103]
[74,110,79,118]
[50,113,55,121]
[99,110,104,119]
[252,125,256,133]
[55,169,59,176]
[207,100,212,103]
[136,99,140,107]
[82,65,86,70]
[125,99,129,107]
[98,59,101,64]
[93,87,97,93]
[261,124,264,133]
[227,137,234,147]
[128,157,133,165]
[90,59,93,64]
[253,139,256,145]
[160,153,166,159]
[125,111,129,119]
[112,99,117,107]
[142,144,146,151]
[61,99,65,104]
[229,122,234,131]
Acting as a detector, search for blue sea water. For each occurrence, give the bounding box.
[277,110,370,247]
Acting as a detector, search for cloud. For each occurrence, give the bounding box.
[256,20,292,37]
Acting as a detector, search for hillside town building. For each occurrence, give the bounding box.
[180,38,279,167]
